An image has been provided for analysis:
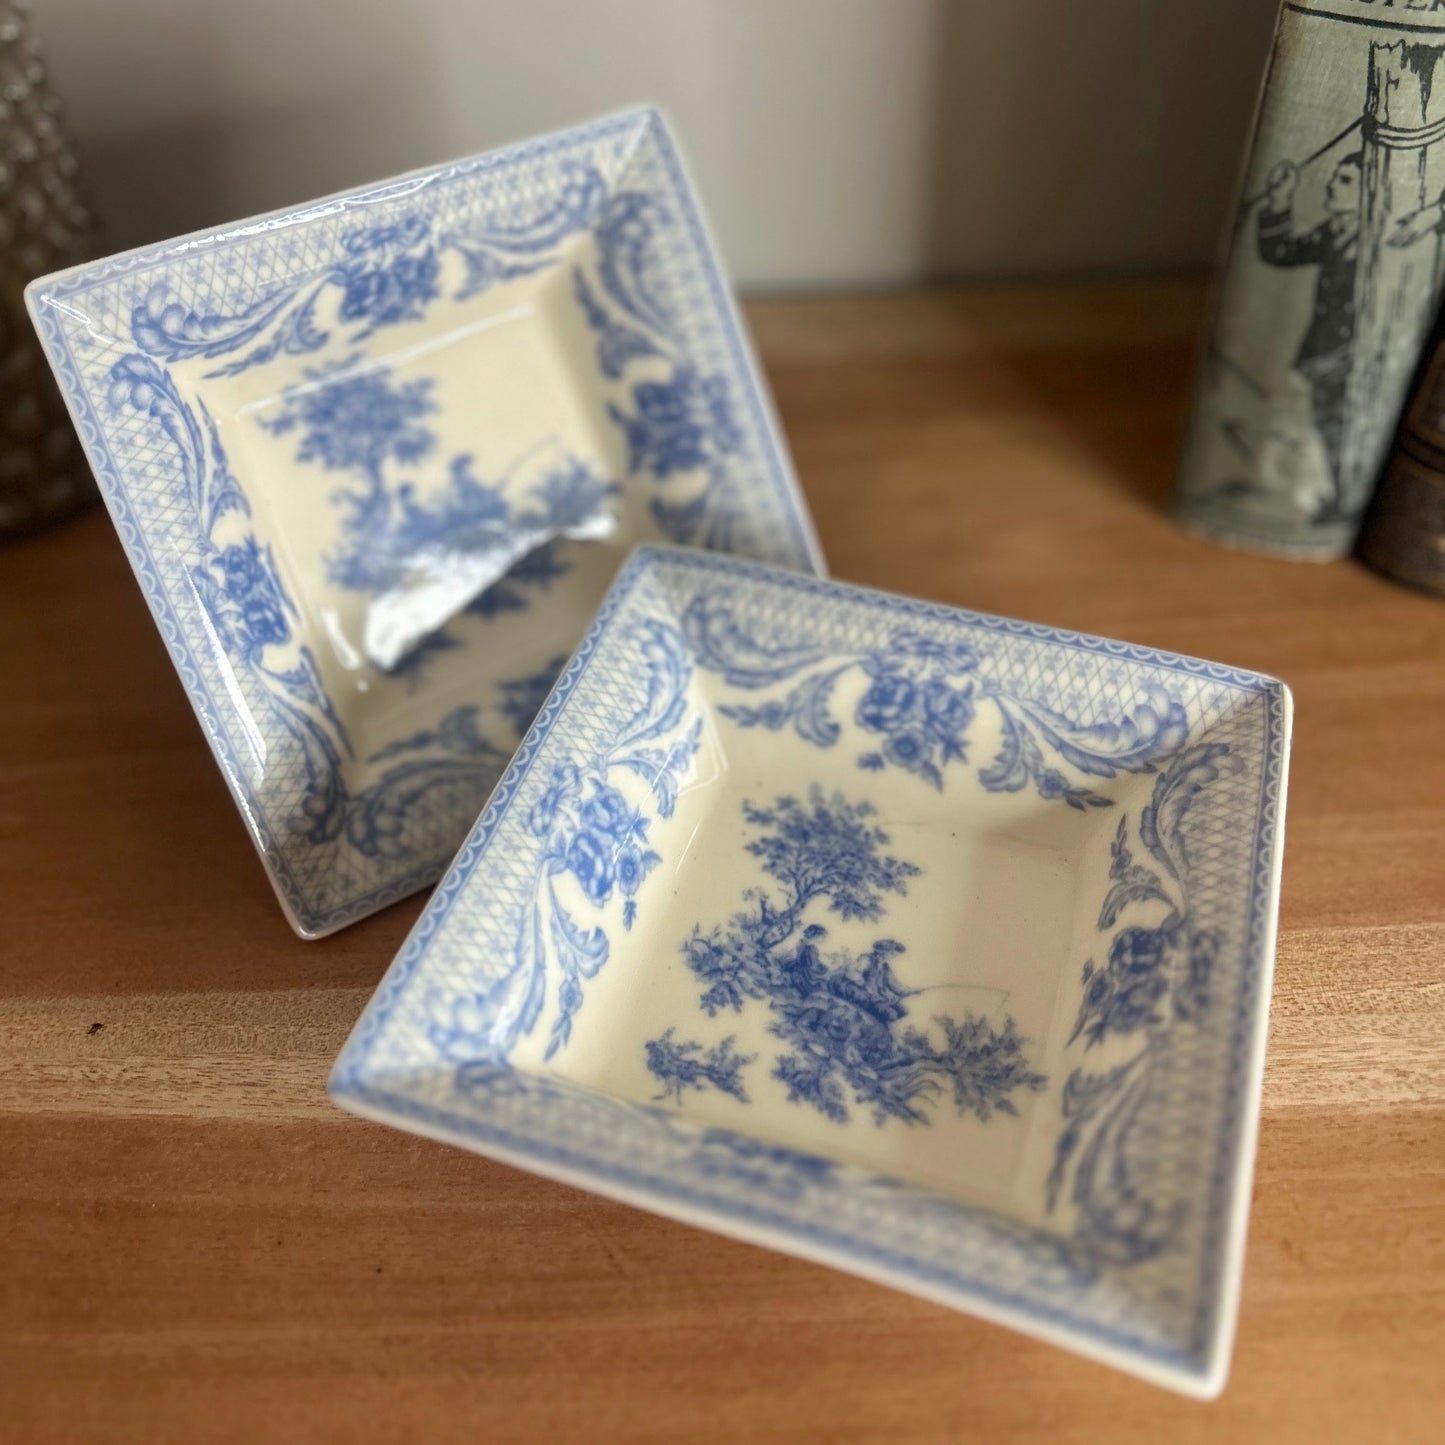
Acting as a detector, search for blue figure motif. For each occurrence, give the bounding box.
[259,358,620,685]
[680,590,1189,805]
[61,114,832,941]
[649,788,1047,1127]
[426,619,701,1064]
[1047,743,1241,1265]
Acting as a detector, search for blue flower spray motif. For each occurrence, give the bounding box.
[1046,742,1241,1266]
[647,788,1047,1125]
[611,365,744,483]
[335,216,441,333]
[681,589,1191,807]
[104,350,365,849]
[853,632,980,787]
[552,779,662,920]
[204,536,293,660]
[645,1029,755,1104]
[571,192,748,549]
[1064,743,1236,1050]
[128,175,603,381]
[107,353,558,865]
[427,620,700,1064]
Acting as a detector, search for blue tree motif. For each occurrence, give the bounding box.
[107,356,555,864]
[1046,743,1240,1266]
[260,358,435,474]
[659,788,1047,1127]
[260,360,619,681]
[645,1029,755,1104]
[681,589,1190,807]
[260,357,437,548]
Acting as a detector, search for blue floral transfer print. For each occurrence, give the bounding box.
[572,192,748,549]
[648,788,1047,1127]
[104,179,635,878]
[101,160,785,896]
[681,590,1189,805]
[107,352,359,838]
[106,354,248,536]
[259,358,619,682]
[262,357,437,488]
[426,619,701,1063]
[104,369,549,865]
[335,216,441,333]
[852,633,982,785]
[645,1029,755,1104]
[197,535,293,659]
[560,780,661,911]
[60,111,830,941]
[1046,742,1241,1266]
[525,769,663,922]
[129,166,605,380]
[611,365,744,481]
[339,706,512,861]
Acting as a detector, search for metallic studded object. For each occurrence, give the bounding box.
[0,1,94,538]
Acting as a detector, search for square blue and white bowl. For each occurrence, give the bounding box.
[331,545,1292,1397]
[27,109,822,936]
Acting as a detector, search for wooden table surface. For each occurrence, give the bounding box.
[4,280,1442,1443]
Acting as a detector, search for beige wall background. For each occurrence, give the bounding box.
[34,0,1280,290]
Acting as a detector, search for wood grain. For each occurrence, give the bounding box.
[2,279,1442,1443]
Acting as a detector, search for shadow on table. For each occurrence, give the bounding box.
[953,290,1206,512]
[2,514,420,995]
[910,0,1276,510]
